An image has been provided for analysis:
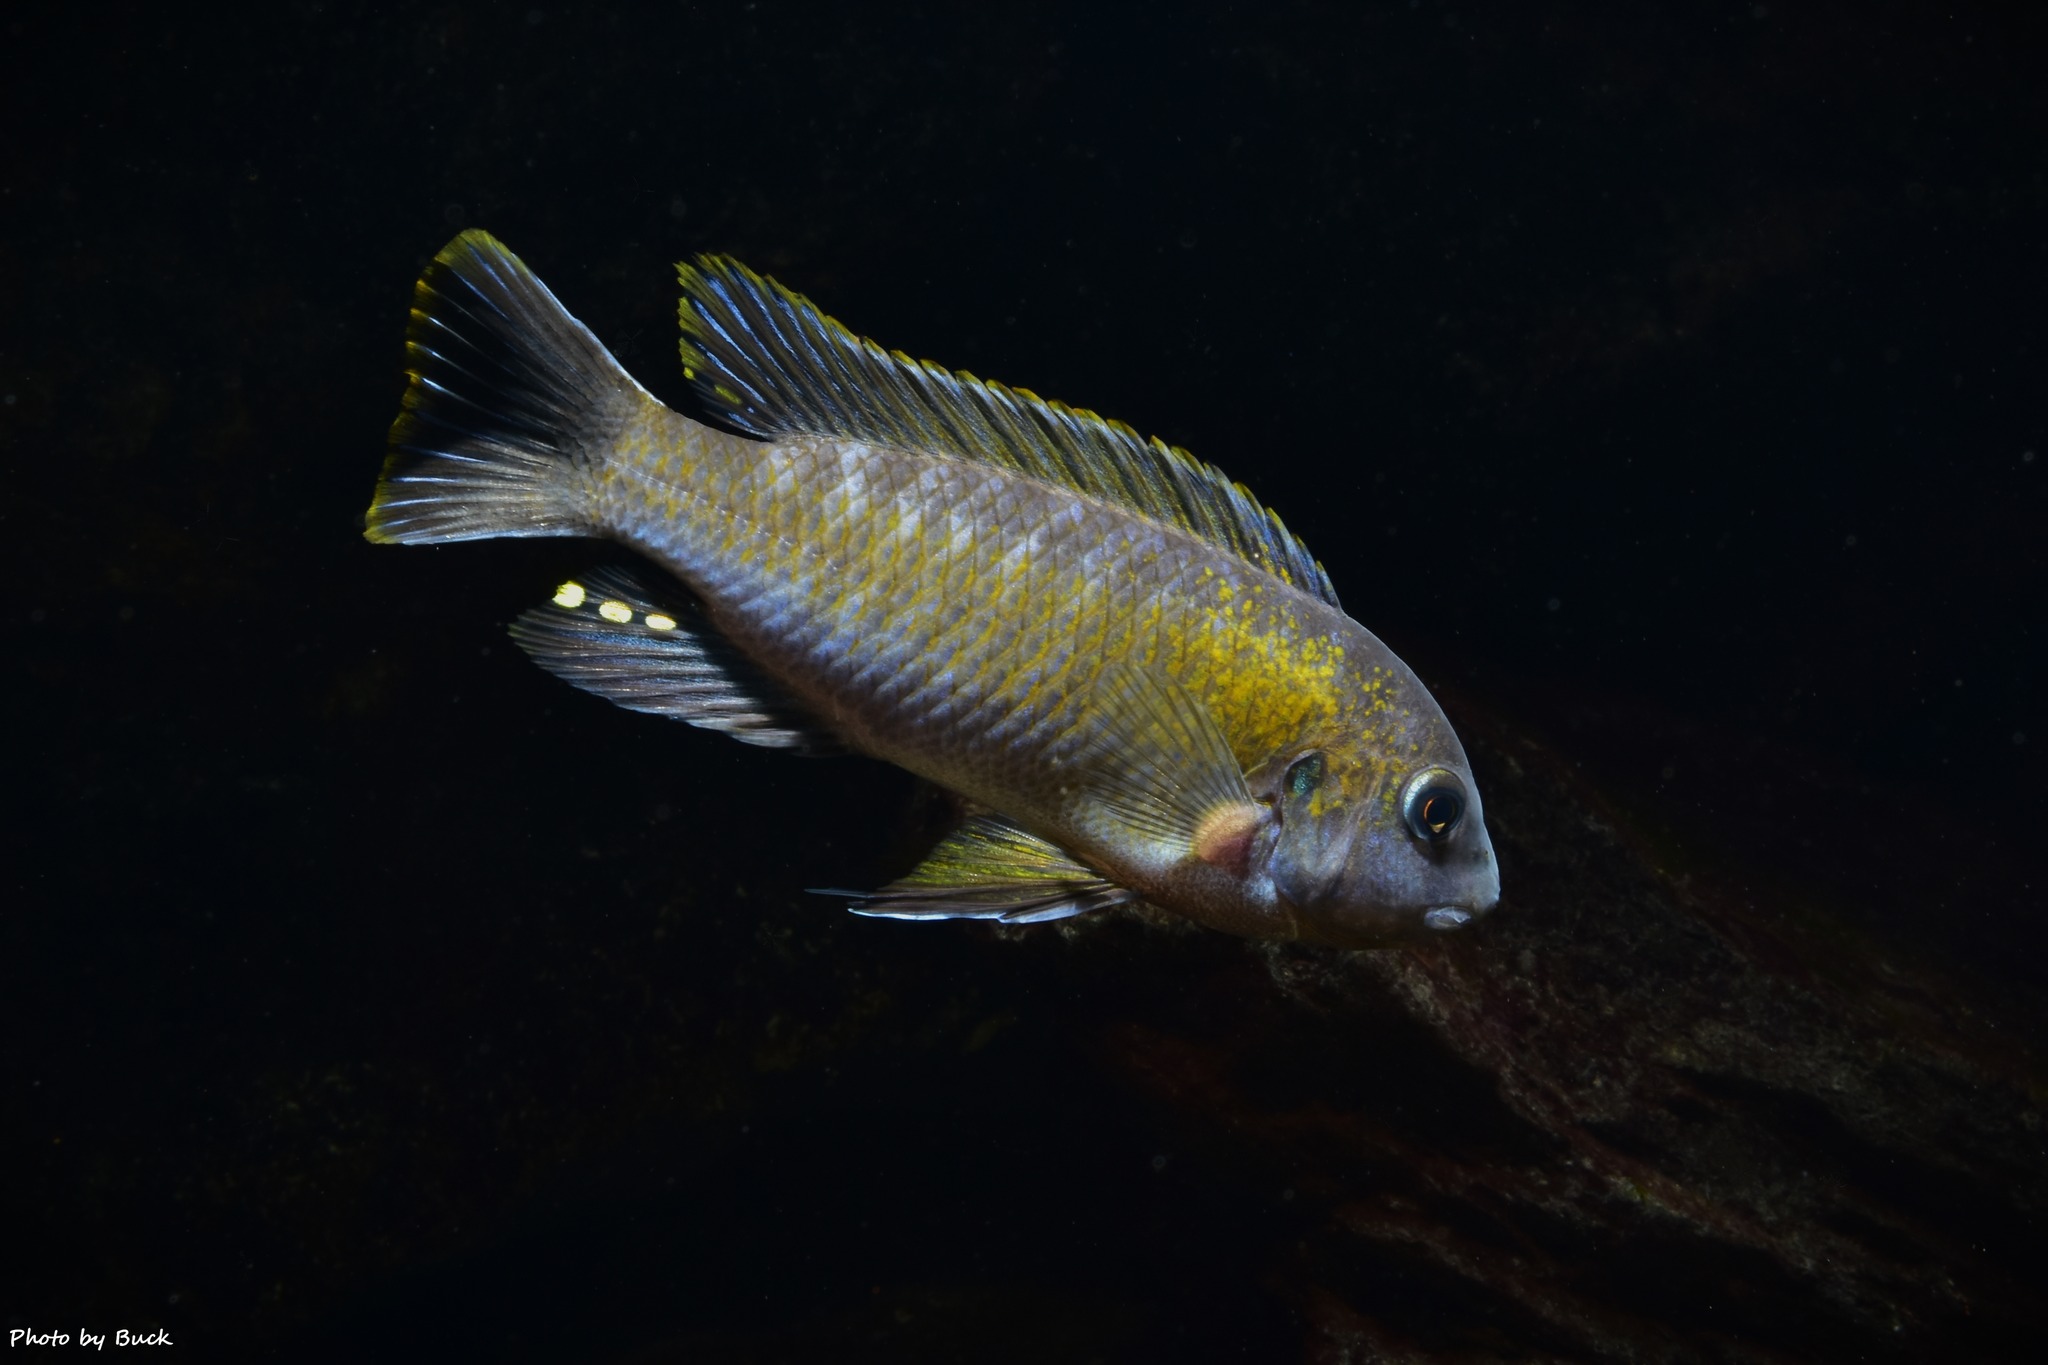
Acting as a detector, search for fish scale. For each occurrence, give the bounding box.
[606,422,1334,848]
[366,230,1499,944]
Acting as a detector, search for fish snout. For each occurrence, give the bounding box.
[1282,822,1500,947]
[1421,834,1501,932]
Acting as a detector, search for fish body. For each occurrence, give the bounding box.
[368,232,1499,946]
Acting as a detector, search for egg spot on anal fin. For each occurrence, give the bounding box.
[509,564,843,753]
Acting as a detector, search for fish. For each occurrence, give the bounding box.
[366,230,1500,946]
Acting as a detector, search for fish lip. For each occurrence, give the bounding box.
[1422,906,1474,932]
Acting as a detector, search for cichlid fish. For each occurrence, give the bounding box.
[366,231,1499,946]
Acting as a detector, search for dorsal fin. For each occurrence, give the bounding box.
[675,257,1340,608]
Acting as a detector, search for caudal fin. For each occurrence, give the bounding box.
[365,230,649,545]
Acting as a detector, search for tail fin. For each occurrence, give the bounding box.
[365,230,650,545]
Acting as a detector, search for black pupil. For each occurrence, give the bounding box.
[1416,788,1462,839]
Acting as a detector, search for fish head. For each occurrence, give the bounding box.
[1255,722,1500,948]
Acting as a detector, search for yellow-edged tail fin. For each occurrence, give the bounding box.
[365,230,648,545]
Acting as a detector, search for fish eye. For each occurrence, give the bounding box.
[1402,769,1466,844]
[1285,752,1325,801]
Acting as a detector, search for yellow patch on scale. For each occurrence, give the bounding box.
[644,613,678,632]
[598,600,633,624]
[553,581,587,609]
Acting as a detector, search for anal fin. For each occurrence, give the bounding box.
[835,817,1136,924]
[508,565,841,752]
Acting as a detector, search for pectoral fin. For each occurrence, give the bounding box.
[835,816,1136,923]
[1074,664,1269,873]
[508,565,842,753]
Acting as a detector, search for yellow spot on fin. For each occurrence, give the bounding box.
[509,565,841,753]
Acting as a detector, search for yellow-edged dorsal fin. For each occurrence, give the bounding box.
[675,256,1340,609]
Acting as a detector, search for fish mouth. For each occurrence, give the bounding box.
[1421,906,1475,932]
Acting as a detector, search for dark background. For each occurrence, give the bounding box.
[5,1,2043,1360]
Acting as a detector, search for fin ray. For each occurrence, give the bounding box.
[508,566,841,753]
[1073,665,1268,867]
[366,230,648,545]
[838,816,1135,923]
[676,257,1340,607]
